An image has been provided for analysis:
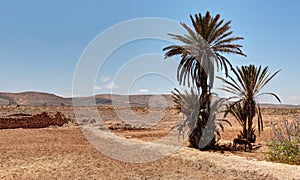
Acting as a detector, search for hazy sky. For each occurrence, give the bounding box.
[1,0,300,104]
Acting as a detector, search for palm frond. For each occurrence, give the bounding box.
[257,92,281,103]
[163,11,246,88]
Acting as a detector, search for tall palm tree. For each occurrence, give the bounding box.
[218,64,281,142]
[163,11,246,149]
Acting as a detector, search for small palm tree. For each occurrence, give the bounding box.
[172,88,231,149]
[223,102,256,142]
[218,64,281,142]
[163,11,246,149]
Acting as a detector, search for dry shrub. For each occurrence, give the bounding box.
[267,117,300,164]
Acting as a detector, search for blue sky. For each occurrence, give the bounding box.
[0,0,300,104]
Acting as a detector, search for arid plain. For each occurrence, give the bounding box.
[0,92,300,179]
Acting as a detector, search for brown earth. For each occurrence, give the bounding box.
[0,112,68,129]
[0,105,300,179]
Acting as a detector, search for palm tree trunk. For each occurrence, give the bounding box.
[247,100,255,141]
[199,67,208,96]
[189,67,214,149]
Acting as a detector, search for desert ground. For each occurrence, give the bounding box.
[0,105,300,179]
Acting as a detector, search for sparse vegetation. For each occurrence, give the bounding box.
[262,108,300,115]
[267,118,300,165]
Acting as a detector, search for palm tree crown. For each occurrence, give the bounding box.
[219,65,281,104]
[163,11,246,90]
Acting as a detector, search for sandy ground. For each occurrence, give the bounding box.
[1,127,300,179]
[0,105,300,179]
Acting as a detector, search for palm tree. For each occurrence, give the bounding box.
[218,64,281,142]
[223,102,256,143]
[163,11,246,149]
[172,88,231,148]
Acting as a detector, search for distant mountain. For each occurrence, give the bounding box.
[0,91,297,108]
[0,91,175,107]
[0,92,71,106]
[70,94,175,107]
[259,103,300,108]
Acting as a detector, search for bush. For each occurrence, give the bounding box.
[267,118,300,165]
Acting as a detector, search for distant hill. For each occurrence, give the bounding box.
[0,91,298,108]
[0,92,71,106]
[0,92,175,107]
[67,94,175,107]
[259,103,300,108]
